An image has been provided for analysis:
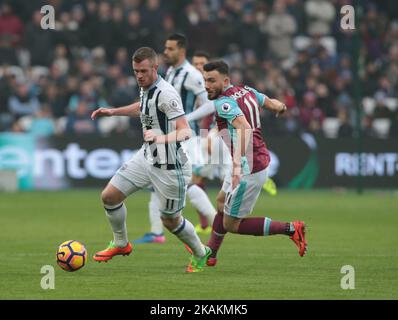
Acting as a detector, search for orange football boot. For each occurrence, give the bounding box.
[290,221,307,257]
[93,241,132,262]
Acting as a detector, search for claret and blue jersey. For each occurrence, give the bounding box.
[214,85,270,175]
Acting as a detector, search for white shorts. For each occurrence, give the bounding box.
[110,147,192,217]
[222,168,268,218]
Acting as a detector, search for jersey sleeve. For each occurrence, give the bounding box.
[214,97,243,124]
[184,70,206,96]
[247,87,268,107]
[158,91,185,120]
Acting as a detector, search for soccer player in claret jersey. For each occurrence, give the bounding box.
[201,60,307,267]
[188,51,279,198]
[91,47,211,272]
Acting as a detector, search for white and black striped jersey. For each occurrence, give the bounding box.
[165,60,207,134]
[140,76,189,169]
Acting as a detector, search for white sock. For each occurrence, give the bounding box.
[187,185,216,225]
[172,218,205,258]
[149,192,164,235]
[104,202,128,247]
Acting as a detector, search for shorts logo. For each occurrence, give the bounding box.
[120,164,127,171]
[221,103,231,113]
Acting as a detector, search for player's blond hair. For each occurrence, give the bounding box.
[132,47,158,65]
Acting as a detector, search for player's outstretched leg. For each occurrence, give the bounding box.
[94,184,133,262]
[134,192,166,244]
[94,202,133,262]
[231,217,307,257]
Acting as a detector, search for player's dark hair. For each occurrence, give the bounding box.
[203,60,229,75]
[167,33,187,49]
[132,47,157,64]
[193,50,210,60]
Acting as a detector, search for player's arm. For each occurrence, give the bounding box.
[231,115,252,178]
[216,98,249,188]
[250,87,287,116]
[143,115,191,144]
[143,93,191,143]
[185,101,215,122]
[263,97,287,116]
[91,101,141,120]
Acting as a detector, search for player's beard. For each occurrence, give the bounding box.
[207,87,222,100]
[164,55,177,66]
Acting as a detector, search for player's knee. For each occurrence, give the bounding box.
[216,194,225,213]
[161,215,181,231]
[217,202,224,214]
[101,189,122,206]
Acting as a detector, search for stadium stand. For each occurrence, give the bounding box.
[0,0,397,138]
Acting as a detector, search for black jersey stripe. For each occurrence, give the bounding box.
[154,90,164,131]
[171,68,183,86]
[139,89,144,112]
[179,72,189,113]
[154,90,167,164]
[145,87,156,116]
[146,87,159,163]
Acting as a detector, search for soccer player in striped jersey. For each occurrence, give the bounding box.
[91,47,211,272]
[202,60,307,267]
[133,35,217,244]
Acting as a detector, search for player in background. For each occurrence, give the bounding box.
[201,60,307,267]
[189,50,230,234]
[191,50,215,132]
[133,35,217,244]
[91,47,211,272]
[192,50,210,74]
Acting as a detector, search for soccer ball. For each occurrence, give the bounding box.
[56,240,87,272]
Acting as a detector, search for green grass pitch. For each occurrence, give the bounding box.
[0,189,397,300]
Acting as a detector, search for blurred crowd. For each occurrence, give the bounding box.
[1,0,398,138]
